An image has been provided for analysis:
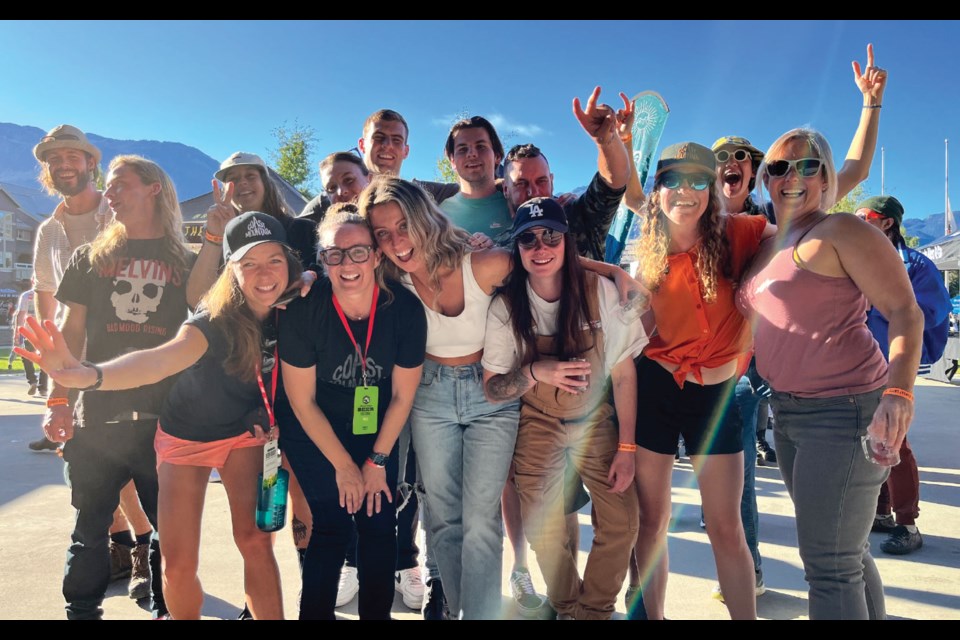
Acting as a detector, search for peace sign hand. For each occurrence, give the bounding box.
[206,179,237,236]
[852,43,887,104]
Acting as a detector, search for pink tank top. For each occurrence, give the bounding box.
[736,221,887,398]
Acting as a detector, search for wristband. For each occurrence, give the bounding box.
[46,397,70,408]
[863,104,882,110]
[366,451,388,468]
[204,229,223,245]
[78,360,103,392]
[528,363,539,383]
[617,442,638,453]
[620,134,633,144]
[882,387,913,403]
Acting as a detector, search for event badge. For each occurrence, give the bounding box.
[262,437,281,483]
[353,386,379,435]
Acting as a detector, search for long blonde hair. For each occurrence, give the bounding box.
[634,182,729,303]
[89,155,190,273]
[201,244,302,382]
[357,176,471,294]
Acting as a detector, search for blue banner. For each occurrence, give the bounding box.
[604,91,670,265]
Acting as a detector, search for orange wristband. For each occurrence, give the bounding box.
[204,229,223,244]
[882,387,914,403]
[617,442,638,453]
[46,397,69,408]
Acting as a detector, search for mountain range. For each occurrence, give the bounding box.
[0,122,218,202]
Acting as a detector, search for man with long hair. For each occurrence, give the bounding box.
[37,155,200,619]
[30,127,160,601]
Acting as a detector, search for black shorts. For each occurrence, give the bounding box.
[634,356,743,456]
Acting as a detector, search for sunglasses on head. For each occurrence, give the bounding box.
[516,228,564,250]
[715,148,751,163]
[659,172,712,191]
[766,157,823,178]
[319,244,374,266]
[855,209,886,221]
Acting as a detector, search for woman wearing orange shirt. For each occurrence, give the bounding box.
[630,143,775,620]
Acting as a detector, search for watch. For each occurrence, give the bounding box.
[79,360,104,391]
[367,452,388,468]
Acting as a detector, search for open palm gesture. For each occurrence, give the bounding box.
[15,316,96,389]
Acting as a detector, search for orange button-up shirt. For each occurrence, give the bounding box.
[644,214,766,387]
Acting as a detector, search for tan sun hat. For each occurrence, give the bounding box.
[32,124,101,164]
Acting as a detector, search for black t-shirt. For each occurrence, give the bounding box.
[56,239,196,427]
[160,310,277,442]
[278,278,427,450]
[278,215,318,269]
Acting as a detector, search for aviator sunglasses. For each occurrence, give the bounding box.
[516,228,564,250]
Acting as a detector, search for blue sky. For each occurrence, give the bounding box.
[2,20,958,220]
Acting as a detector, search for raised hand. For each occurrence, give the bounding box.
[206,179,237,236]
[615,92,636,140]
[15,316,93,388]
[852,43,887,104]
[573,86,619,145]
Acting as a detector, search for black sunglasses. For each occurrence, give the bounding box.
[516,228,564,250]
[319,244,374,266]
[766,158,823,178]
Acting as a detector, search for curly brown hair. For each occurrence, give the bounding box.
[633,183,729,303]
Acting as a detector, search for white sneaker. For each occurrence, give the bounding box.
[395,566,425,609]
[336,565,359,607]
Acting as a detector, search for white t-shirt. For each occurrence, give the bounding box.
[482,276,649,377]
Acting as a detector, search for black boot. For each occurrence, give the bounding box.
[422,578,450,620]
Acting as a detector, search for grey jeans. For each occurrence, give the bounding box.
[771,388,890,620]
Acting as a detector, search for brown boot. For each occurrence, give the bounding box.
[109,541,132,582]
[128,542,151,600]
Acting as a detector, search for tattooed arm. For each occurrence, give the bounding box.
[483,365,536,404]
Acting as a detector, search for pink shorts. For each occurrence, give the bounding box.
[154,423,263,469]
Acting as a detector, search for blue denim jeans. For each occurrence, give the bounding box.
[410,360,520,619]
[61,420,164,620]
[771,388,889,620]
[734,376,762,573]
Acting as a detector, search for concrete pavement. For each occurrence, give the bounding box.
[0,372,957,620]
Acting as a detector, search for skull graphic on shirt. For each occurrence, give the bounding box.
[110,274,165,323]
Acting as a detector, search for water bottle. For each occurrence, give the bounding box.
[256,467,289,532]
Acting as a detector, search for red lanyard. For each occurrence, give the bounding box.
[256,313,279,428]
[332,285,379,387]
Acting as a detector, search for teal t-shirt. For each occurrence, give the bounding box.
[439,192,513,246]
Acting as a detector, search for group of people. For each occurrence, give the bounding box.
[16,44,949,621]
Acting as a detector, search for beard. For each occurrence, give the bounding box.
[52,168,91,197]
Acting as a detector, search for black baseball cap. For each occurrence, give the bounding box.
[223,212,289,263]
[511,197,569,238]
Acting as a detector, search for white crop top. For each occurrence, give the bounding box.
[400,252,493,358]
